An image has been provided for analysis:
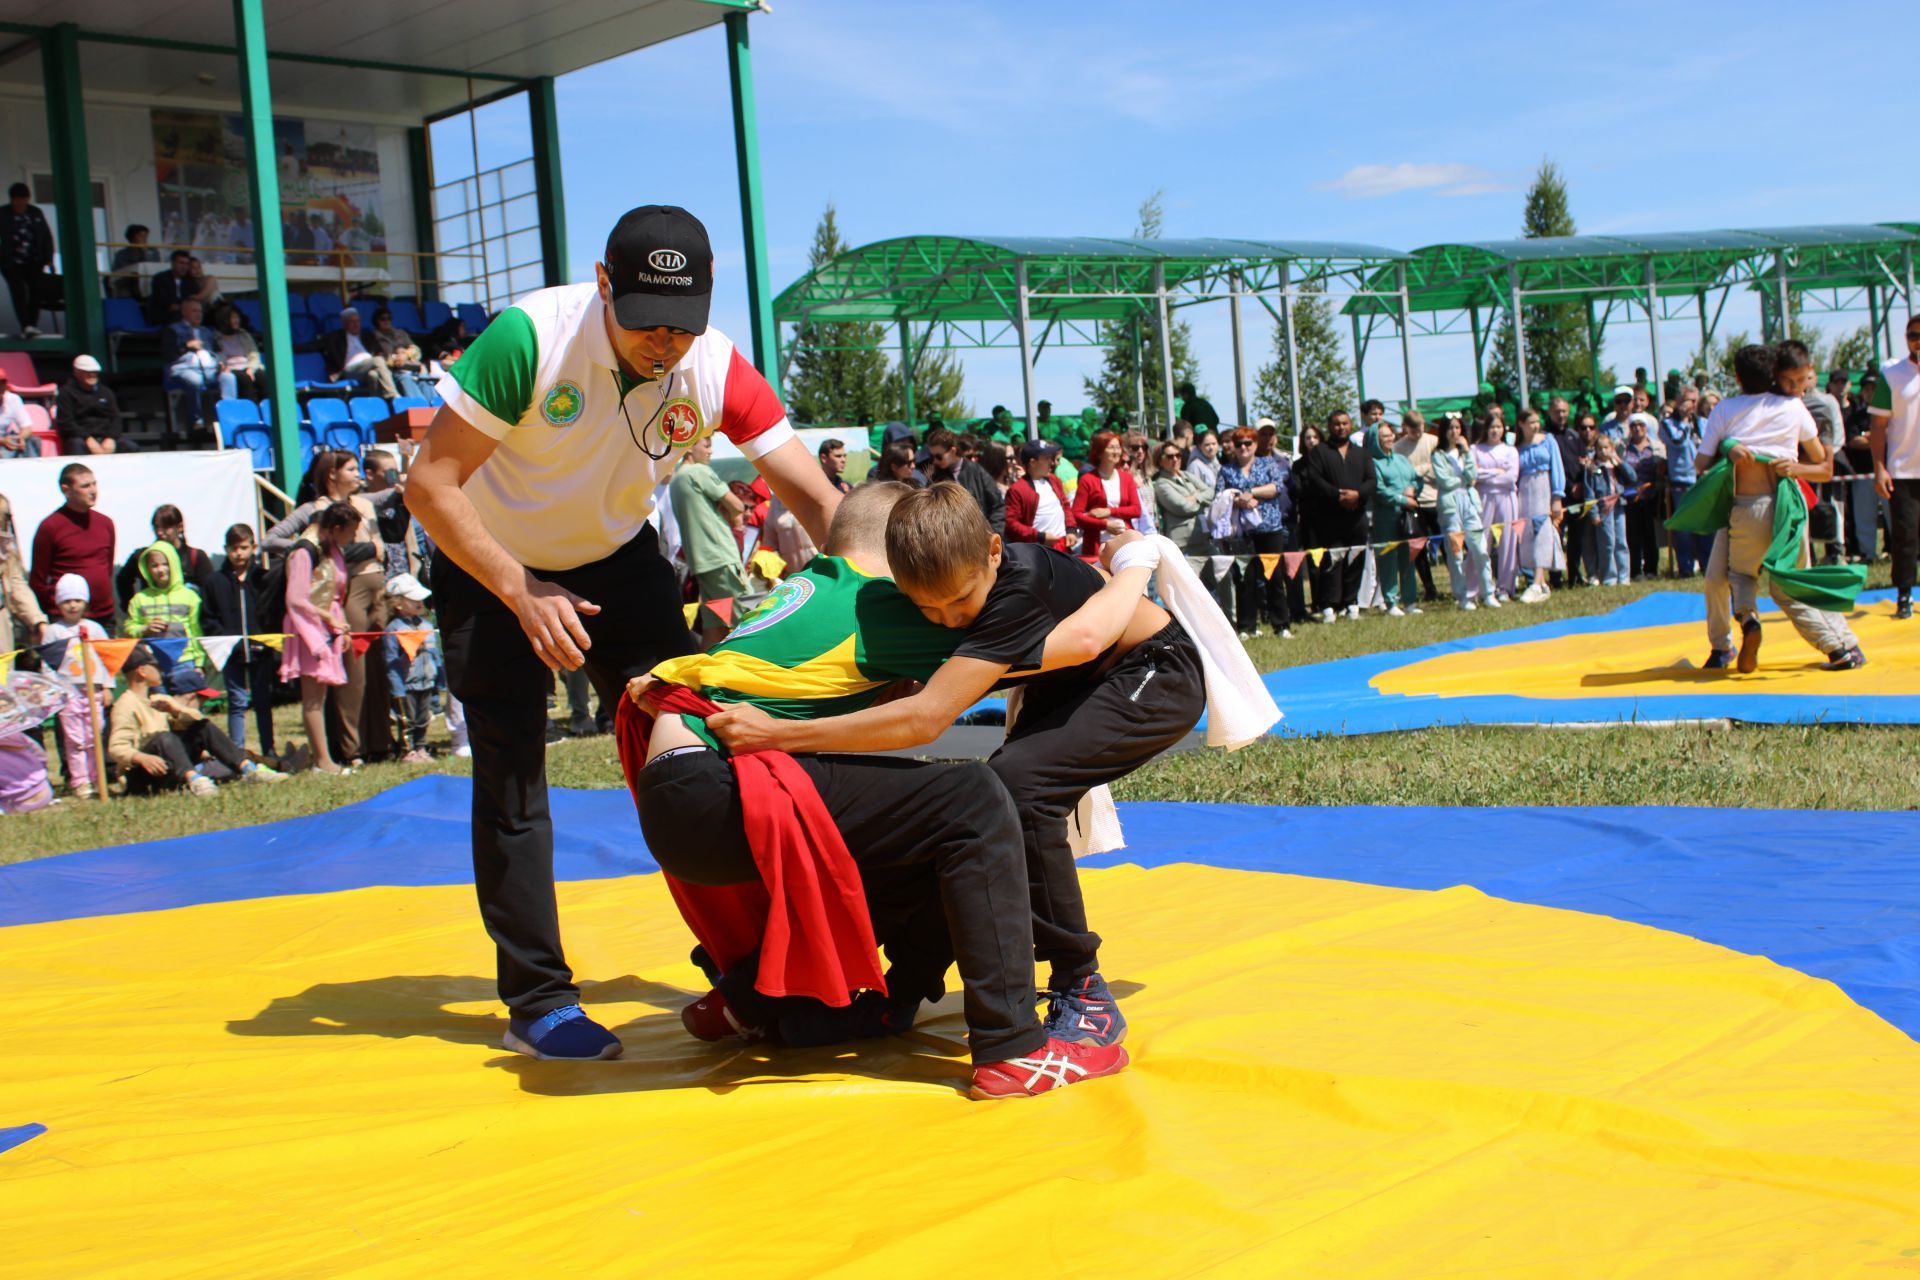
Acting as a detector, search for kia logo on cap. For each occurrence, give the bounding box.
[648,249,688,272]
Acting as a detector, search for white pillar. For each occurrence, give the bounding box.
[1508,264,1530,412]
[1014,259,1039,441]
[1228,267,1248,426]
[1154,262,1175,434]
[1396,262,1416,413]
[1644,258,1662,397]
[1281,262,1302,438]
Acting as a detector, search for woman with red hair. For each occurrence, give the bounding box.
[1069,430,1141,557]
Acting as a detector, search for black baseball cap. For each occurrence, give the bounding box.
[603,205,713,333]
[125,642,160,672]
[1019,438,1060,462]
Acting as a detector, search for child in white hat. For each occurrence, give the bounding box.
[44,573,113,798]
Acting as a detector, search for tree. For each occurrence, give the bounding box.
[882,342,970,424]
[1685,310,1835,392]
[1486,160,1603,396]
[782,203,894,426]
[1082,190,1200,430]
[1827,324,1879,376]
[1251,291,1354,442]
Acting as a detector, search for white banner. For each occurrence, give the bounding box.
[0,449,260,564]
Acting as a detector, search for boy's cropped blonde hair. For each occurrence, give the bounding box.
[824,480,911,556]
[884,481,994,597]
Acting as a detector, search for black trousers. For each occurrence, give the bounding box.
[1625,498,1660,578]
[1408,509,1439,600]
[1312,530,1364,613]
[1234,529,1291,632]
[126,720,249,793]
[634,748,1044,1065]
[1561,505,1592,586]
[393,689,432,750]
[2,266,38,332]
[990,622,1206,987]
[1891,478,1920,597]
[436,525,697,1019]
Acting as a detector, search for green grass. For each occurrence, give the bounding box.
[4,563,1908,866]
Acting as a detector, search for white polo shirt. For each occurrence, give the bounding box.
[1697,393,1816,464]
[1868,357,1920,480]
[440,283,791,570]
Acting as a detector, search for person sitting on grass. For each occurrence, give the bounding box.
[1680,342,1867,673]
[382,572,443,764]
[108,642,284,797]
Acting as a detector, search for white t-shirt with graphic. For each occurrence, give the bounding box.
[439,283,791,571]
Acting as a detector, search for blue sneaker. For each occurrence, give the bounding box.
[1044,973,1127,1046]
[503,1004,623,1060]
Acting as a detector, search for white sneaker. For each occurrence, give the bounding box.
[452,744,472,759]
[1321,608,1336,624]
[1486,596,1502,609]
[1408,605,1424,615]
[21,325,41,338]
[1280,628,1294,639]
[1344,605,1360,620]
[1387,605,1405,617]
[1461,600,1478,612]
[1519,583,1549,604]
[187,773,218,798]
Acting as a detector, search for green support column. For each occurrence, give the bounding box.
[41,25,102,358]
[232,0,301,496]
[407,127,438,302]
[527,77,569,289]
[725,12,779,388]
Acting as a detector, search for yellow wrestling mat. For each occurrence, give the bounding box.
[5,865,1920,1277]
[1376,597,1920,701]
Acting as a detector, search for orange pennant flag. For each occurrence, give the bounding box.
[706,596,736,627]
[88,637,138,678]
[1448,532,1467,556]
[395,630,429,662]
[248,633,286,652]
[1282,551,1307,579]
[1258,553,1281,580]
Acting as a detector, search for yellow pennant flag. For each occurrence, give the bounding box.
[1258,553,1281,579]
[748,547,787,581]
[1490,523,1504,545]
[1308,547,1325,567]
[248,633,286,652]
[1377,541,1400,555]
[683,603,700,628]
[0,648,17,679]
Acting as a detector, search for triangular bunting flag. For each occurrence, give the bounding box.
[1346,546,1365,564]
[1282,551,1307,579]
[349,634,376,658]
[1377,541,1400,555]
[1490,523,1503,545]
[198,635,240,672]
[1258,553,1281,580]
[89,638,138,677]
[148,637,189,670]
[1407,536,1429,556]
[248,633,286,652]
[683,603,700,628]
[1308,547,1325,566]
[1448,532,1467,556]
[0,649,16,679]
[37,637,70,673]
[706,596,736,627]
[395,630,429,662]
[1510,519,1526,533]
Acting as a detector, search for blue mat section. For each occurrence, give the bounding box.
[4,779,1917,1037]
[1085,804,1920,1039]
[0,1124,47,1157]
[1265,589,1920,736]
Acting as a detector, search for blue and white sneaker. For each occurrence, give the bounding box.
[1044,973,1127,1046]
[503,1004,623,1060]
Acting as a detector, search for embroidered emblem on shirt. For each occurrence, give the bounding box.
[541,381,585,426]
[729,577,814,639]
[661,396,704,448]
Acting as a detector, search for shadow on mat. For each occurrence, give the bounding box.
[1579,660,1830,688]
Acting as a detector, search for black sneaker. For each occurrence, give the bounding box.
[1896,598,1913,621]
[1703,648,1736,670]
[1820,647,1868,671]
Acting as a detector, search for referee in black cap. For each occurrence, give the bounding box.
[408,206,841,1060]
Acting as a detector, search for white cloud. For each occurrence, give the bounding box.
[1318,164,1512,200]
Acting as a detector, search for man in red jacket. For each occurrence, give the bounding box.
[29,464,117,625]
[1004,438,1072,551]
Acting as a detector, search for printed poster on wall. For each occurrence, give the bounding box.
[149,109,386,269]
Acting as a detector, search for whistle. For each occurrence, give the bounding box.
[651,360,666,376]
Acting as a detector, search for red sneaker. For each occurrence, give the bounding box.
[681,988,767,1042]
[968,1037,1131,1100]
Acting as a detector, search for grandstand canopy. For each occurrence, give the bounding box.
[774,234,1409,431]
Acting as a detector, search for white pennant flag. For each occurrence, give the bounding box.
[197,635,240,672]
[1347,545,1366,564]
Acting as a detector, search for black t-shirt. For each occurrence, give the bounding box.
[1180,395,1220,430]
[951,541,1106,689]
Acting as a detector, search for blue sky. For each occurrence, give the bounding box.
[516,0,1905,418]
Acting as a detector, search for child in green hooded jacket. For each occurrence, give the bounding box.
[122,538,205,666]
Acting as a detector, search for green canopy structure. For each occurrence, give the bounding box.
[1342,225,1920,411]
[773,235,1409,436]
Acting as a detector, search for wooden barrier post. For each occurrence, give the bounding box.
[77,633,110,804]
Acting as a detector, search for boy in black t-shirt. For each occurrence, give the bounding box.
[710,482,1205,1046]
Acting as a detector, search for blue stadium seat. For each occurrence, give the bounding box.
[296,422,318,463]
[289,314,319,345]
[351,298,383,329]
[308,398,363,452]
[230,422,275,471]
[293,352,352,396]
[215,398,262,437]
[307,292,346,333]
[388,299,425,333]
[457,303,490,334]
[389,396,429,414]
[103,297,157,335]
[422,301,452,332]
[232,298,265,332]
[348,396,390,436]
